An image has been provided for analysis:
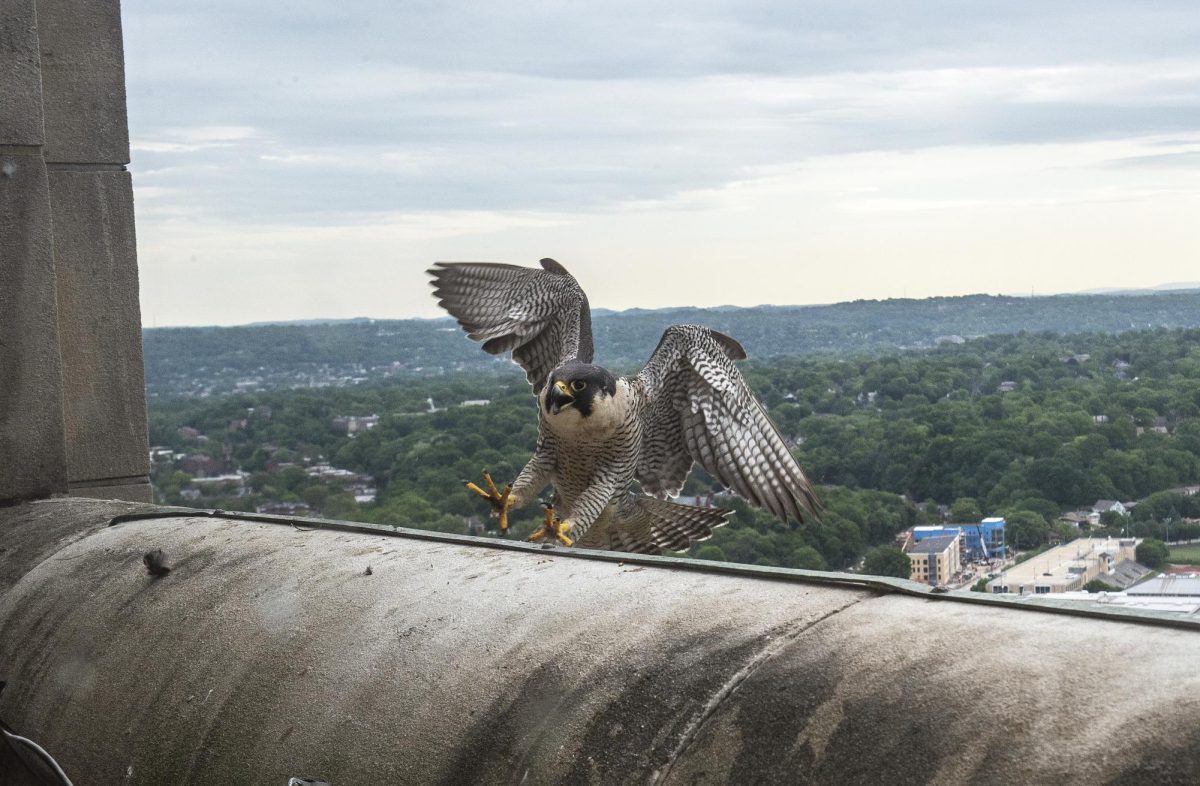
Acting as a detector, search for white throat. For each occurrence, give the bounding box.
[543,381,629,441]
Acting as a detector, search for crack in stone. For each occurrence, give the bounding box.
[651,593,869,785]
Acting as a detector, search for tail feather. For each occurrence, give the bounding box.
[576,496,731,554]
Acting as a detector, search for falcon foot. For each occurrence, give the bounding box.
[465,470,513,535]
[528,505,574,546]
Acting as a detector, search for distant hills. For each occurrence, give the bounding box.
[143,290,1200,397]
[1072,283,1200,296]
[241,316,376,327]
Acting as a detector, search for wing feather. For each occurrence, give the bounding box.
[428,258,593,389]
[637,325,819,523]
[575,496,730,554]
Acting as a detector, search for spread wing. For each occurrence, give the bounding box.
[428,258,594,389]
[636,325,819,523]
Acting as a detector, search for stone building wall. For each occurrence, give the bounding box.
[1,0,150,503]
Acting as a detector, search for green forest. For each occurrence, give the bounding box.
[148,326,1200,572]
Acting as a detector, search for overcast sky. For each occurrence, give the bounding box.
[123,1,1200,327]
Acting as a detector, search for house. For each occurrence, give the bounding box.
[333,414,380,434]
[1092,500,1128,517]
[349,481,377,504]
[997,381,1018,393]
[191,472,248,496]
[306,463,357,480]
[1059,511,1090,529]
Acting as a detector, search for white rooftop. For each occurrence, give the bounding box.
[1049,591,1200,615]
[1127,576,1200,597]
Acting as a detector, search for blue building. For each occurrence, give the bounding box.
[912,517,1006,561]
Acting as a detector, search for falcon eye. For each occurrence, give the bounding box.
[571,380,587,392]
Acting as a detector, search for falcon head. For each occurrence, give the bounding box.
[544,362,617,417]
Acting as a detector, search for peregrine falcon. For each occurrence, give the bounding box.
[428,258,819,553]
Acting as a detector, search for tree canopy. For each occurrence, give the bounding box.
[146,326,1200,572]
[1136,539,1170,570]
[863,545,913,579]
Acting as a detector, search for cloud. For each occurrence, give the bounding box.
[125,60,1200,224]
[120,1,1200,324]
[135,133,1200,325]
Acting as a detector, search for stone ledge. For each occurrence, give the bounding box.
[2,498,1198,784]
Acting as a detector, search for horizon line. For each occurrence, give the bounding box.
[142,283,1200,330]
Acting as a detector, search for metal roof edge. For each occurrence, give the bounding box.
[103,506,1200,632]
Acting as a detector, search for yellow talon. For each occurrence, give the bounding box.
[497,495,512,533]
[465,472,513,534]
[528,506,573,546]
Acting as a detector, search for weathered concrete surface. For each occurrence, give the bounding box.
[34,0,130,164]
[0,0,45,146]
[68,481,154,503]
[48,169,150,489]
[2,499,1200,785]
[0,153,69,503]
[0,497,156,592]
[666,597,1200,785]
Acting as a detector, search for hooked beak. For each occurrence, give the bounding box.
[548,379,574,414]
